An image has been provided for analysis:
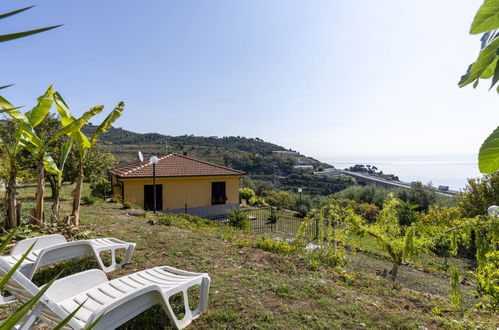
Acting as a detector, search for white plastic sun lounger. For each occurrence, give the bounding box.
[0,234,135,304]
[0,258,211,330]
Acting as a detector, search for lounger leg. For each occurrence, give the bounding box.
[16,304,44,330]
[192,277,211,317]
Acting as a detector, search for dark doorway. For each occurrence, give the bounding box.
[144,184,163,211]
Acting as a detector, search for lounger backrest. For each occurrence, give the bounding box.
[0,258,74,327]
[11,234,67,256]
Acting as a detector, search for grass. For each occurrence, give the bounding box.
[1,184,498,329]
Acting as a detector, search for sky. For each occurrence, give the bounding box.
[1,0,497,162]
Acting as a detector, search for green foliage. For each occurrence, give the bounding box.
[333,185,389,208]
[227,209,250,231]
[239,187,255,203]
[90,178,111,198]
[266,207,281,231]
[475,250,499,311]
[458,174,499,217]
[305,249,347,270]
[0,5,60,44]
[264,190,297,210]
[460,1,499,173]
[157,216,173,226]
[253,237,297,254]
[396,182,436,212]
[449,266,463,307]
[81,195,97,205]
[395,200,420,226]
[478,125,499,174]
[348,197,434,281]
[122,202,132,209]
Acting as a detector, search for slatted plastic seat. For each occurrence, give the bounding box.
[0,234,135,304]
[0,258,211,329]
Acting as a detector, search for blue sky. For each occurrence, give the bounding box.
[1,0,496,161]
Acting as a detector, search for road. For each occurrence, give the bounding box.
[341,170,459,196]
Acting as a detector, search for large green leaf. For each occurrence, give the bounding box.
[90,101,124,146]
[459,37,499,87]
[470,0,499,34]
[25,86,54,127]
[0,272,61,329]
[0,6,34,20]
[0,25,62,43]
[53,92,76,125]
[0,228,18,255]
[0,96,29,123]
[0,242,36,290]
[43,153,60,175]
[478,126,499,173]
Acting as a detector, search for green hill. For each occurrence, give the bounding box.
[82,125,355,196]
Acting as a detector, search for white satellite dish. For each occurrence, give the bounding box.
[138,151,144,162]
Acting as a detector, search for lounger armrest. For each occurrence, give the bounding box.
[11,234,67,256]
[27,241,96,279]
[84,284,164,327]
[44,269,108,302]
[159,265,208,277]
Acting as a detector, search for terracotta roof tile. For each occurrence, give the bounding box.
[109,153,245,178]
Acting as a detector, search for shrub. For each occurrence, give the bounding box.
[108,197,119,203]
[227,209,250,230]
[254,237,297,254]
[239,187,256,203]
[90,178,112,198]
[122,202,132,209]
[81,195,96,205]
[157,215,173,226]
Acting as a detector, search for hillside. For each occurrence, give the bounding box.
[82,125,355,196]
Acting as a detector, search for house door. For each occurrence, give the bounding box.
[144,184,163,211]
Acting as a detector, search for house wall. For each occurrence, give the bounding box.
[110,175,241,212]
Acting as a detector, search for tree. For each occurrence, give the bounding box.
[50,141,72,222]
[459,0,499,174]
[0,88,56,227]
[458,174,499,217]
[348,197,431,282]
[54,92,124,226]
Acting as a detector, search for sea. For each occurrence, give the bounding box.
[326,155,481,191]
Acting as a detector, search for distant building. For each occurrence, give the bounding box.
[273,150,300,156]
[293,165,314,170]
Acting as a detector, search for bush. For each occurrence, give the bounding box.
[227,209,250,230]
[239,187,256,203]
[254,237,297,254]
[81,195,96,205]
[458,174,499,217]
[157,216,172,226]
[90,178,111,198]
[122,202,132,209]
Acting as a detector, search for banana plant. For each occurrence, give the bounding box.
[54,92,124,226]
[50,141,72,222]
[1,87,101,225]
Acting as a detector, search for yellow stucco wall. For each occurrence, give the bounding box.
[110,175,241,210]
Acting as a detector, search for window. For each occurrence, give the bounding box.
[211,182,227,205]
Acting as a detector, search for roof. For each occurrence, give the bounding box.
[109,153,245,178]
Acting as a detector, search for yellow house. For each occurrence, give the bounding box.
[108,153,245,217]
